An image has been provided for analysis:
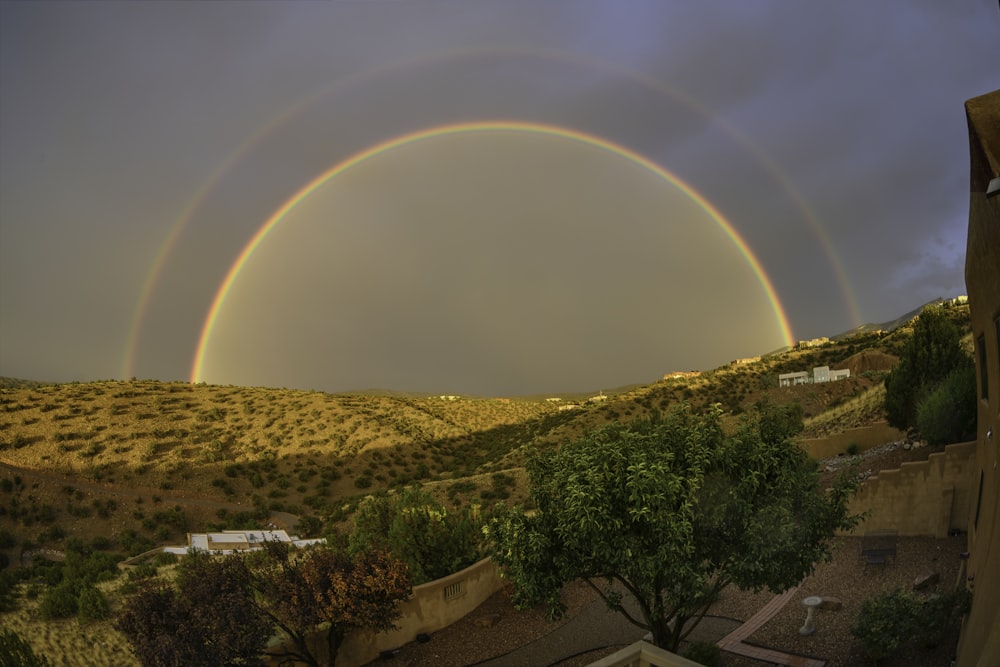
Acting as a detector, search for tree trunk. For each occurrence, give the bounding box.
[325,626,346,667]
[649,617,678,652]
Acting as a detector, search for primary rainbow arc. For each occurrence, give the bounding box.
[190,120,795,385]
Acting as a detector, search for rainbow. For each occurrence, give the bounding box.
[190,120,794,384]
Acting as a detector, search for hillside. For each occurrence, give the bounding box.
[0,298,972,666]
[0,300,971,544]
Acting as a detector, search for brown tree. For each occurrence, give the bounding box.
[115,553,273,667]
[251,542,411,667]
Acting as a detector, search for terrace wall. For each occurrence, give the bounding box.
[800,421,907,459]
[270,556,504,667]
[842,440,977,538]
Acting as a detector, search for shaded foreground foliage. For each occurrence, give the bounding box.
[486,402,860,652]
[116,543,410,667]
[850,586,971,664]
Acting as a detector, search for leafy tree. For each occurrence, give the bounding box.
[350,486,482,584]
[116,552,273,667]
[915,361,977,445]
[884,306,970,432]
[76,584,110,622]
[485,403,858,652]
[250,542,411,667]
[0,629,51,667]
[38,582,77,619]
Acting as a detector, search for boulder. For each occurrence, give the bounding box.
[474,613,501,628]
[819,597,843,611]
[913,572,940,590]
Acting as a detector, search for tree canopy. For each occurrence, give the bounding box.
[249,542,411,667]
[485,402,858,651]
[115,552,273,667]
[884,306,972,433]
[116,543,410,667]
[349,485,483,584]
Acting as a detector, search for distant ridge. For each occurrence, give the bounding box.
[0,376,52,389]
[0,297,967,398]
[831,296,966,341]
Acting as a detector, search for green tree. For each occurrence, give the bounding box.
[76,584,110,622]
[250,543,411,667]
[485,403,858,652]
[915,360,977,445]
[349,486,482,584]
[884,306,970,432]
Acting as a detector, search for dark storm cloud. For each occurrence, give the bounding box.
[1,1,997,394]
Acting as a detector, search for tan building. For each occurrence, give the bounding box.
[956,88,1000,667]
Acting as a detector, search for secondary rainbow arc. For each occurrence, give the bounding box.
[190,120,795,385]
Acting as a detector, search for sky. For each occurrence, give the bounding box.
[1,1,998,397]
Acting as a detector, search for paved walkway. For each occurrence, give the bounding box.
[717,586,826,667]
[471,585,825,667]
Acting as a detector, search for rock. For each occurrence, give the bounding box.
[474,613,501,628]
[819,597,843,611]
[913,572,940,590]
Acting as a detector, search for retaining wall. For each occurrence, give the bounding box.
[268,556,504,667]
[801,421,908,459]
[841,440,977,538]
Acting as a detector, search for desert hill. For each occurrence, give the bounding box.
[0,298,972,667]
[0,299,970,551]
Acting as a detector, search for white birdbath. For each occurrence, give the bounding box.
[799,596,823,635]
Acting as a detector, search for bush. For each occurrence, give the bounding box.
[851,586,971,663]
[915,362,977,445]
[682,640,721,666]
[77,584,110,622]
[38,583,78,620]
[350,486,484,584]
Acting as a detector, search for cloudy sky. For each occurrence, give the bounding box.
[1,2,997,396]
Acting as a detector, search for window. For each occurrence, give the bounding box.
[978,334,989,400]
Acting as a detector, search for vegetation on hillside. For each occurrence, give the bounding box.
[0,300,972,664]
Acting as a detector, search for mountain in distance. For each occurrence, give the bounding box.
[830,295,967,341]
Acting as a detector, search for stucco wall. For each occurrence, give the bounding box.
[801,421,908,460]
[336,557,504,667]
[841,441,977,538]
[957,89,1000,667]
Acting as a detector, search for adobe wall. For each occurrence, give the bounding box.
[800,421,907,460]
[841,441,977,538]
[336,556,504,667]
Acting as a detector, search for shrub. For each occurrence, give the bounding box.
[851,586,971,663]
[77,584,110,622]
[350,486,484,584]
[915,362,977,445]
[845,442,861,456]
[38,583,78,619]
[682,640,721,666]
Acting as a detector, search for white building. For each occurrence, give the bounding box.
[163,529,325,556]
[778,371,809,387]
